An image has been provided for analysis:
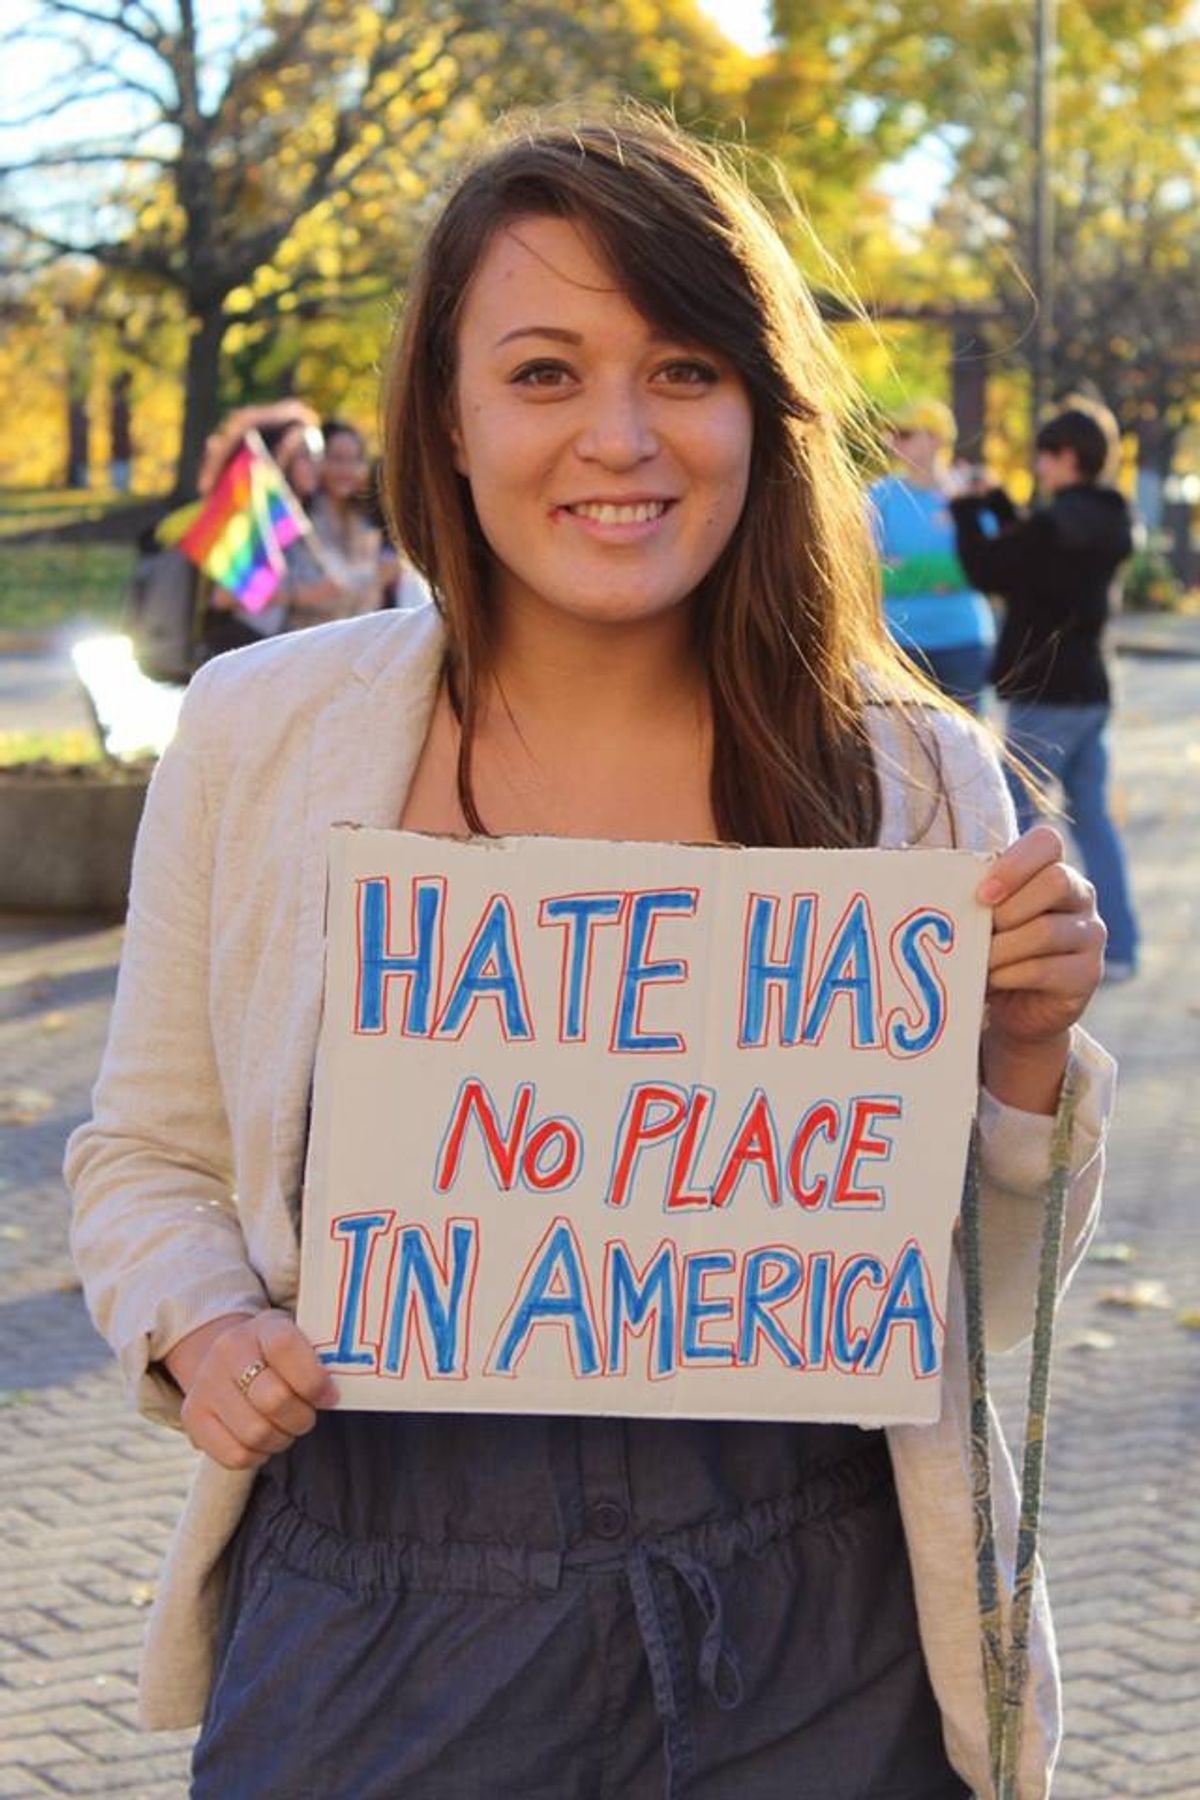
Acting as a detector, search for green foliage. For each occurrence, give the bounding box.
[1122,547,1185,613]
[915,0,1200,444]
[0,728,103,768]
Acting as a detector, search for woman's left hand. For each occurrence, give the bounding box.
[976,825,1106,1108]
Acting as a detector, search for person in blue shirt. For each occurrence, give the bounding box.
[870,399,996,713]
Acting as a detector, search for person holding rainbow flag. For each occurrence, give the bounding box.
[191,405,324,658]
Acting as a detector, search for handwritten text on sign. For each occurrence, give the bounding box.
[297,830,991,1425]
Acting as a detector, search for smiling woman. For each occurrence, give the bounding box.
[65,107,1114,1800]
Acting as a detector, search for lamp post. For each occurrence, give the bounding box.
[1030,0,1057,442]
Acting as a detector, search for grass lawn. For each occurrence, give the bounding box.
[0,540,135,631]
[0,727,104,768]
[0,486,167,631]
[0,485,138,539]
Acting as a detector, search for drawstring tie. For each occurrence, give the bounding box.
[627,1541,744,1796]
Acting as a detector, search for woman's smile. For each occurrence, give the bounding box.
[554,495,677,539]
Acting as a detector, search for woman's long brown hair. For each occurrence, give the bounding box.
[382,108,935,850]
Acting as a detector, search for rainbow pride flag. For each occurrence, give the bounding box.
[180,430,310,612]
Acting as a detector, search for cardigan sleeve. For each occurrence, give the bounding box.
[914,709,1116,1352]
[64,663,271,1427]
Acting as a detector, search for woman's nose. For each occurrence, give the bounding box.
[575,383,658,467]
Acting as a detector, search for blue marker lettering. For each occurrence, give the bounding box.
[889,911,953,1055]
[803,895,881,1046]
[357,877,442,1034]
[614,890,696,1053]
[739,894,815,1046]
[438,897,532,1039]
[680,1250,736,1364]
[493,1220,600,1376]
[382,1222,477,1376]
[607,1242,677,1376]
[738,1248,804,1367]
[320,1211,391,1369]
[541,895,625,1041]
[862,1243,939,1375]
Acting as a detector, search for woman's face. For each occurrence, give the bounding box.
[322,429,368,502]
[1035,444,1081,495]
[450,214,754,634]
[278,426,322,500]
[889,427,942,482]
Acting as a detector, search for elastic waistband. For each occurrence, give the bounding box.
[246,1433,892,1602]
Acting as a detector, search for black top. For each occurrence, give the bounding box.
[950,483,1133,704]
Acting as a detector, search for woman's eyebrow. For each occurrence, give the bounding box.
[494,325,584,349]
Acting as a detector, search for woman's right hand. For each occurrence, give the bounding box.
[165,1310,338,1470]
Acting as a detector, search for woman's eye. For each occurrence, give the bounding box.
[657,358,721,387]
[510,360,574,389]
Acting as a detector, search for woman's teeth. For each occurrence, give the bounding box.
[568,501,668,524]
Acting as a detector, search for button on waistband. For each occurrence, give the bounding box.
[587,1499,629,1540]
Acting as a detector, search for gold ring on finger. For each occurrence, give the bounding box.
[236,1358,267,1395]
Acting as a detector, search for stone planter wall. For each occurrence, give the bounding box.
[0,770,151,915]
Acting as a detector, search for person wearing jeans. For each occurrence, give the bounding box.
[951,400,1140,977]
[1004,700,1139,970]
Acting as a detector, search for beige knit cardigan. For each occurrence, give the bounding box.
[65,604,1115,1796]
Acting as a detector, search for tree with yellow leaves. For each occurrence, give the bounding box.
[0,0,751,496]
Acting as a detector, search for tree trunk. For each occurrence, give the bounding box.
[66,395,90,489]
[950,312,989,463]
[66,330,91,488]
[174,306,226,499]
[109,371,133,491]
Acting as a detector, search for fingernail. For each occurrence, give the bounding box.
[977,878,1003,903]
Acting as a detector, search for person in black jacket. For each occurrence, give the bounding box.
[951,402,1140,979]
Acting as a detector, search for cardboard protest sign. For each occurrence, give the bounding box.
[297,829,992,1426]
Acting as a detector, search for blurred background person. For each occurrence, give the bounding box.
[285,420,394,627]
[199,402,323,659]
[363,453,431,612]
[869,398,996,714]
[950,399,1140,981]
[125,399,320,679]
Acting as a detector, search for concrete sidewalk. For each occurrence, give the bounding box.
[1,654,1197,1797]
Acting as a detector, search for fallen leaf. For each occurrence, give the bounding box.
[1176,1308,1200,1332]
[1065,1328,1118,1351]
[39,1011,69,1034]
[128,1584,156,1609]
[1089,1241,1138,1265]
[1098,1280,1173,1312]
[0,1224,27,1242]
[0,1086,54,1126]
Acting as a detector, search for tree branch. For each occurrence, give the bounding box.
[212,0,326,122]
[40,0,167,58]
[0,208,181,285]
[0,76,152,128]
[0,150,173,173]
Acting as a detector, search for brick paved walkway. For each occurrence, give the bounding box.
[1,653,1197,1797]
